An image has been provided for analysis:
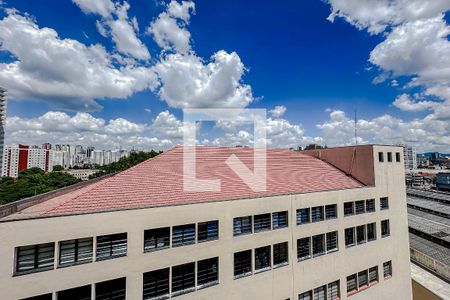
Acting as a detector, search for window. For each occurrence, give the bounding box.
[96,233,127,261]
[233,216,252,236]
[59,238,93,266]
[273,242,288,266]
[367,223,376,241]
[254,213,271,232]
[326,231,338,252]
[20,294,52,300]
[198,221,219,242]
[57,285,91,300]
[313,285,326,300]
[143,268,170,300]
[383,261,392,278]
[345,228,355,247]
[325,204,337,219]
[346,274,357,294]
[255,246,271,271]
[144,227,170,252]
[16,243,55,274]
[197,257,219,287]
[344,202,354,216]
[272,211,288,229]
[234,250,252,277]
[297,208,310,225]
[172,224,195,247]
[369,266,378,283]
[355,200,365,214]
[298,291,312,300]
[172,262,195,295]
[378,152,384,162]
[96,277,126,300]
[297,237,311,260]
[356,225,366,244]
[381,220,390,237]
[311,206,324,222]
[380,197,389,210]
[327,281,340,300]
[312,234,325,256]
[366,199,375,212]
[396,152,401,162]
[387,152,392,162]
[358,270,368,288]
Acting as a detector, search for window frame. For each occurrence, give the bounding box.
[197,257,219,289]
[234,250,252,278]
[345,227,355,247]
[378,152,384,162]
[142,267,170,300]
[344,202,354,216]
[366,199,375,212]
[197,220,219,243]
[297,237,311,261]
[356,225,366,245]
[381,219,390,237]
[172,224,196,247]
[171,262,196,296]
[387,152,392,162]
[380,197,389,210]
[96,233,127,261]
[395,152,401,162]
[325,204,337,219]
[311,206,324,223]
[297,208,310,225]
[312,234,325,257]
[144,227,170,252]
[254,245,271,272]
[272,211,288,229]
[273,242,289,267]
[233,216,253,236]
[355,200,365,214]
[59,237,93,267]
[383,261,392,279]
[15,242,55,275]
[367,223,377,241]
[326,231,338,252]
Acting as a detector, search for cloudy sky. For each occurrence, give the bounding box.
[0,0,449,152]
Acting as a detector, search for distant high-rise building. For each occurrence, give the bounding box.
[41,143,52,150]
[1,144,53,177]
[401,144,417,170]
[0,88,7,175]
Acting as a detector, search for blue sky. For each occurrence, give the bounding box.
[1,0,449,151]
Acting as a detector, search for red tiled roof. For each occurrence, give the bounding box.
[4,146,364,220]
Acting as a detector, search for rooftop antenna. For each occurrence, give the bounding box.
[354,109,358,146]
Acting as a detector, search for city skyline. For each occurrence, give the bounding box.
[0,1,449,152]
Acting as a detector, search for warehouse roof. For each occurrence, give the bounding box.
[1,146,364,221]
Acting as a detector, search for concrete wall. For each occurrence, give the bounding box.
[0,145,412,300]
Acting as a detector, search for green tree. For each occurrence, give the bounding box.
[52,165,64,171]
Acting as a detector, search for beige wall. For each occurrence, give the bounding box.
[0,145,412,300]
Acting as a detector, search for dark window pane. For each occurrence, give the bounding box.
[197,257,219,287]
[172,224,195,247]
[172,262,195,295]
[345,228,355,246]
[96,277,126,300]
[356,225,366,244]
[144,227,170,251]
[272,211,288,229]
[96,233,127,260]
[198,221,219,242]
[233,216,252,236]
[367,223,376,241]
[273,242,288,266]
[380,197,389,210]
[313,285,326,300]
[57,285,91,300]
[387,152,392,162]
[344,202,354,216]
[358,270,368,288]
[366,199,375,212]
[325,204,337,219]
[378,152,384,162]
[346,274,357,293]
[383,261,392,277]
[297,237,311,260]
[326,231,338,252]
[143,268,169,300]
[355,200,365,214]
[327,280,340,300]
[234,250,252,277]
[255,246,271,271]
[59,238,93,266]
[312,234,324,256]
[254,214,271,232]
[298,291,312,300]
[16,243,55,274]
[311,206,324,222]
[369,266,378,283]
[297,208,310,225]
[381,220,390,237]
[396,152,401,162]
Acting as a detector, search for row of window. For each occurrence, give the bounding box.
[297,231,338,260]
[233,211,288,236]
[298,280,340,300]
[21,277,126,300]
[344,197,389,217]
[234,242,289,278]
[297,204,337,225]
[344,220,390,247]
[378,151,401,163]
[347,261,392,296]
[16,219,219,275]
